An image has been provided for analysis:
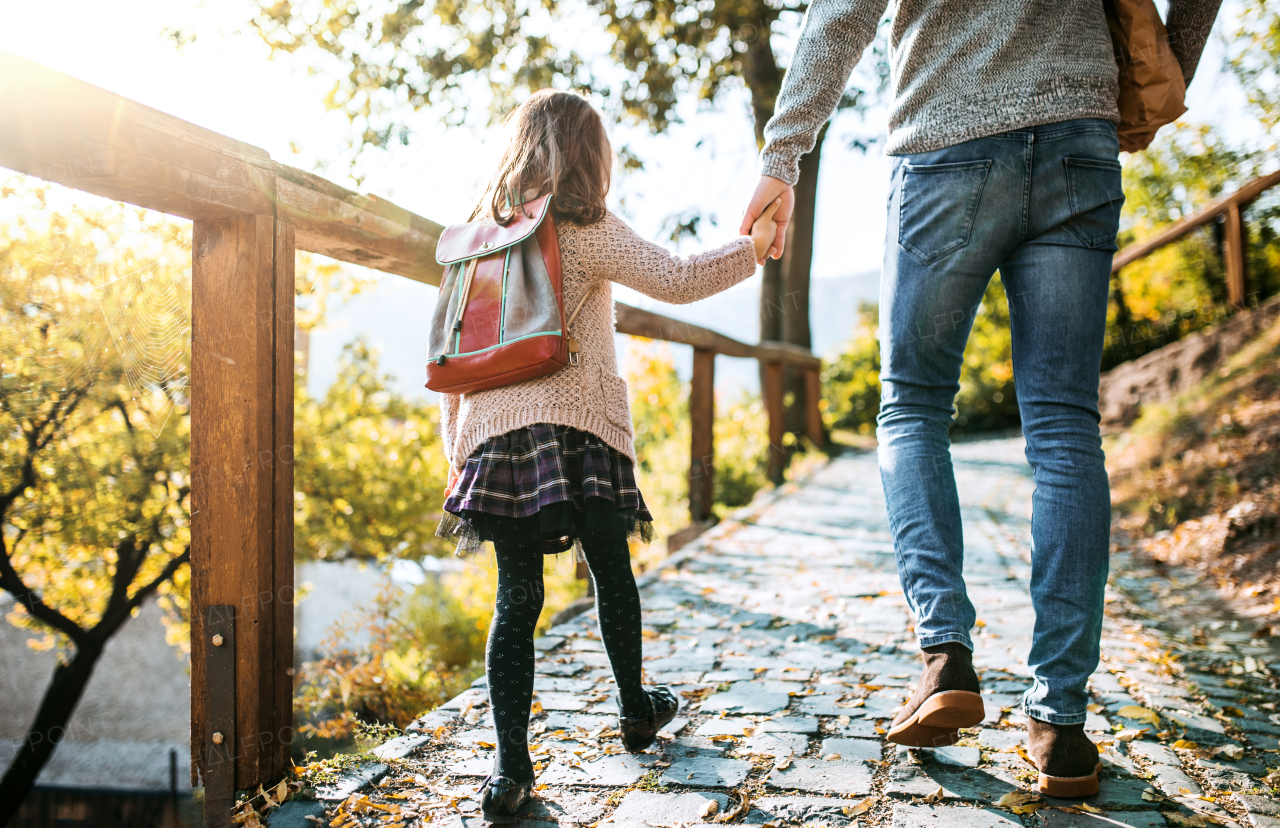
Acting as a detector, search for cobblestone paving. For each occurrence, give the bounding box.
[304,439,1280,828]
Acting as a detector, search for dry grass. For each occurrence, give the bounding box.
[1106,312,1280,622]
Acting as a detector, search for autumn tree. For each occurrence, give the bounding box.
[0,182,192,814]
[246,0,884,438]
[0,176,452,811]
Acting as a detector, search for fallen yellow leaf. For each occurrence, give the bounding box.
[1115,727,1149,741]
[996,791,1043,809]
[1172,739,1198,749]
[844,797,876,816]
[1117,705,1161,726]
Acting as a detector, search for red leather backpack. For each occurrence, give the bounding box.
[426,194,594,394]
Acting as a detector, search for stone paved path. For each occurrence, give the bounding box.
[299,439,1280,828]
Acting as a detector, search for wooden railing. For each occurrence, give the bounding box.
[613,303,822,524]
[0,51,822,822]
[1111,168,1280,307]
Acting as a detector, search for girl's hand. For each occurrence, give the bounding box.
[740,176,794,260]
[749,198,783,264]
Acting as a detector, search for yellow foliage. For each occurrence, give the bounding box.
[623,338,771,570]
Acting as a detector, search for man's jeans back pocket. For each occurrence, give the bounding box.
[898,160,992,266]
[1063,158,1124,250]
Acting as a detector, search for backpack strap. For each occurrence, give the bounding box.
[564,281,602,366]
[451,257,480,346]
[566,281,599,331]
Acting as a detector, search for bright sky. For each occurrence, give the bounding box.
[0,0,1258,397]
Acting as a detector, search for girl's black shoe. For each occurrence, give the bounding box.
[478,775,534,824]
[618,685,679,753]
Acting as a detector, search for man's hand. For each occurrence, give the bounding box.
[739,175,795,260]
[749,198,784,263]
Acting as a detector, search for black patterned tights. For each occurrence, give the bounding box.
[487,534,648,781]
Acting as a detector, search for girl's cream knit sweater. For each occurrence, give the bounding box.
[438,211,757,468]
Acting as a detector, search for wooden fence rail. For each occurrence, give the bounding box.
[1111,167,1280,307]
[0,50,822,823]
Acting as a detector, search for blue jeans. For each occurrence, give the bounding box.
[876,119,1122,725]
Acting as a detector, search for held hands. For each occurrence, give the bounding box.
[740,175,796,261]
[749,198,784,264]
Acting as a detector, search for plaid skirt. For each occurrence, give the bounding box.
[437,423,655,557]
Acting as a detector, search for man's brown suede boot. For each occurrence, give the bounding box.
[1026,718,1101,797]
[887,642,985,747]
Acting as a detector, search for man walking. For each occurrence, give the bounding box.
[741,0,1220,796]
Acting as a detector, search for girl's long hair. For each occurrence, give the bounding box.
[472,89,612,227]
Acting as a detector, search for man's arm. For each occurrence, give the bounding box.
[1166,0,1224,86]
[760,0,889,185]
[741,0,888,257]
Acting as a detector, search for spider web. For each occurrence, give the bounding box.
[92,238,192,438]
[0,211,192,449]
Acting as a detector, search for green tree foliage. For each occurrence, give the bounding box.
[1104,123,1280,368]
[1228,0,1280,138]
[822,276,1019,437]
[819,304,880,435]
[624,340,771,554]
[246,0,877,149]
[293,340,450,562]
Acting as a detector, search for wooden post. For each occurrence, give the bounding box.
[803,367,825,450]
[270,222,296,781]
[190,216,295,802]
[763,360,785,483]
[1223,202,1248,308]
[689,348,716,523]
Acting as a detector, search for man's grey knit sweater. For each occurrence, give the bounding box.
[760,0,1222,184]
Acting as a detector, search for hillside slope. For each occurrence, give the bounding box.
[1107,311,1280,624]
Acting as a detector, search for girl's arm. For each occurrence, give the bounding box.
[582,212,759,305]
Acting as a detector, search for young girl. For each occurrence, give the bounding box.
[435,89,780,822]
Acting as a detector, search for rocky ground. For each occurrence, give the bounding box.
[275,438,1280,828]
